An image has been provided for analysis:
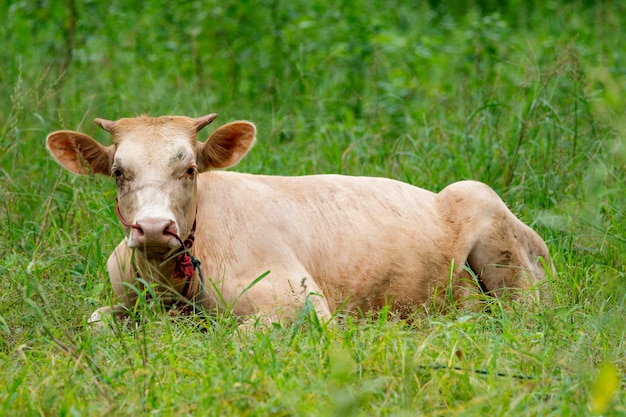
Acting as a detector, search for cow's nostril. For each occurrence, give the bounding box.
[163,222,177,236]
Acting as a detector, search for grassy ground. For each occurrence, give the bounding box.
[1,0,625,415]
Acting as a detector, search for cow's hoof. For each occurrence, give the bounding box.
[87,306,119,327]
[87,310,106,327]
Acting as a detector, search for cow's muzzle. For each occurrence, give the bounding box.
[115,200,180,249]
[129,218,180,249]
[115,198,201,293]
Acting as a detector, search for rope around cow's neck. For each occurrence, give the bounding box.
[114,198,205,312]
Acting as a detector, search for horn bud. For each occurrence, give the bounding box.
[95,118,115,133]
[193,113,218,132]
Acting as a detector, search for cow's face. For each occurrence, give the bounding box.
[47,115,256,256]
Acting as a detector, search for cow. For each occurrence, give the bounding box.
[46,114,552,326]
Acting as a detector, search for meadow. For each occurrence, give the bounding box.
[1,0,625,415]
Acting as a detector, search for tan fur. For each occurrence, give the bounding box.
[46,115,552,325]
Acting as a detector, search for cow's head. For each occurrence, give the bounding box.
[47,114,256,256]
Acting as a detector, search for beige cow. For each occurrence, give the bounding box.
[47,114,551,325]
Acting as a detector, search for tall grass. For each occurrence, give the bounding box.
[1,1,625,415]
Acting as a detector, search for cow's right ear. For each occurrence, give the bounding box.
[46,130,114,176]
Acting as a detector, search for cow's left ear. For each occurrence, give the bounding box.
[46,130,114,175]
[197,121,256,171]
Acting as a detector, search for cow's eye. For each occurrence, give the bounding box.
[184,166,196,179]
[112,167,127,187]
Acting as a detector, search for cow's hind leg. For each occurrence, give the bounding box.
[439,181,551,302]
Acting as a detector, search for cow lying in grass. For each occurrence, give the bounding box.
[47,114,551,325]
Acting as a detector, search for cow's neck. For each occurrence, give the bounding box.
[132,248,200,305]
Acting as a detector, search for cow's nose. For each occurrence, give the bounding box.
[131,218,178,248]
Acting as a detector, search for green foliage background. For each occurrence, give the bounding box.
[0,0,625,415]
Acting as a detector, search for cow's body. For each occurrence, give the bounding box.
[46,115,551,325]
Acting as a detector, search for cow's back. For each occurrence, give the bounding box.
[195,172,455,313]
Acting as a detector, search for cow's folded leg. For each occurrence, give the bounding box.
[227,272,333,334]
[86,242,138,326]
[439,181,551,303]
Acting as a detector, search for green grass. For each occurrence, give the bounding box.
[1,0,625,415]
